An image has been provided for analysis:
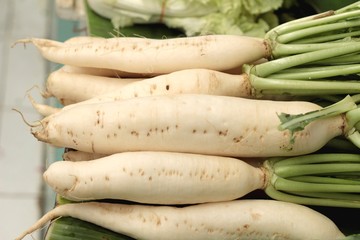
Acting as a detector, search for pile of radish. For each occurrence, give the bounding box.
[14,2,360,240]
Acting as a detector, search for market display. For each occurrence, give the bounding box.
[14,1,360,239]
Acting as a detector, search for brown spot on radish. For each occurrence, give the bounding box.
[192,129,197,133]
[156,219,161,226]
[218,130,228,136]
[91,141,95,153]
[233,136,243,143]
[148,176,152,181]
[105,175,110,181]
[251,212,261,221]
[131,130,139,137]
[203,130,207,134]
[165,85,170,90]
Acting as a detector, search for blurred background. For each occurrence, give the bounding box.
[0,1,84,239]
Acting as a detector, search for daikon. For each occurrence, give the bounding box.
[43,68,142,105]
[29,94,360,157]
[43,151,265,204]
[16,199,345,240]
[44,151,360,208]
[14,35,270,74]
[55,68,255,108]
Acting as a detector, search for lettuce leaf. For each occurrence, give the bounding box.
[88,0,283,37]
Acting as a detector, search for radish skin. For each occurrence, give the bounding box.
[44,69,142,105]
[44,151,266,204]
[16,200,345,240]
[27,95,59,117]
[14,35,270,74]
[31,94,347,157]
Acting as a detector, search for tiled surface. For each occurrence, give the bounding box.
[0,0,55,239]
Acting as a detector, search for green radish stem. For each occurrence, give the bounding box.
[277,94,360,147]
[267,64,360,80]
[264,153,360,208]
[250,43,360,77]
[265,4,360,43]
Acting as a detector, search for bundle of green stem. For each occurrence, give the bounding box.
[246,1,360,98]
[265,153,360,208]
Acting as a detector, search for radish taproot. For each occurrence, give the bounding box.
[16,199,345,240]
[14,35,270,74]
[48,68,255,112]
[44,151,360,208]
[43,151,266,204]
[43,69,142,105]
[30,94,360,157]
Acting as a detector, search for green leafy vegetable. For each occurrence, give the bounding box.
[87,0,283,37]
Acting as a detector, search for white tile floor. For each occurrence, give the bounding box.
[0,0,83,239]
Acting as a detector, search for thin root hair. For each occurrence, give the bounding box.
[25,85,48,98]
[12,108,41,128]
[11,38,31,48]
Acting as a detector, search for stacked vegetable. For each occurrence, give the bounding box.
[14,2,360,240]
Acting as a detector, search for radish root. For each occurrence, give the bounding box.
[12,108,41,128]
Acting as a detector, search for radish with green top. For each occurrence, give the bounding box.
[14,35,270,74]
[29,93,360,157]
[16,199,346,240]
[14,3,360,97]
[44,151,360,208]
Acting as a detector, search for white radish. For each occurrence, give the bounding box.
[62,150,108,161]
[27,95,59,117]
[30,94,355,157]
[44,151,266,203]
[16,199,345,240]
[61,68,253,108]
[14,35,270,74]
[43,68,142,105]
